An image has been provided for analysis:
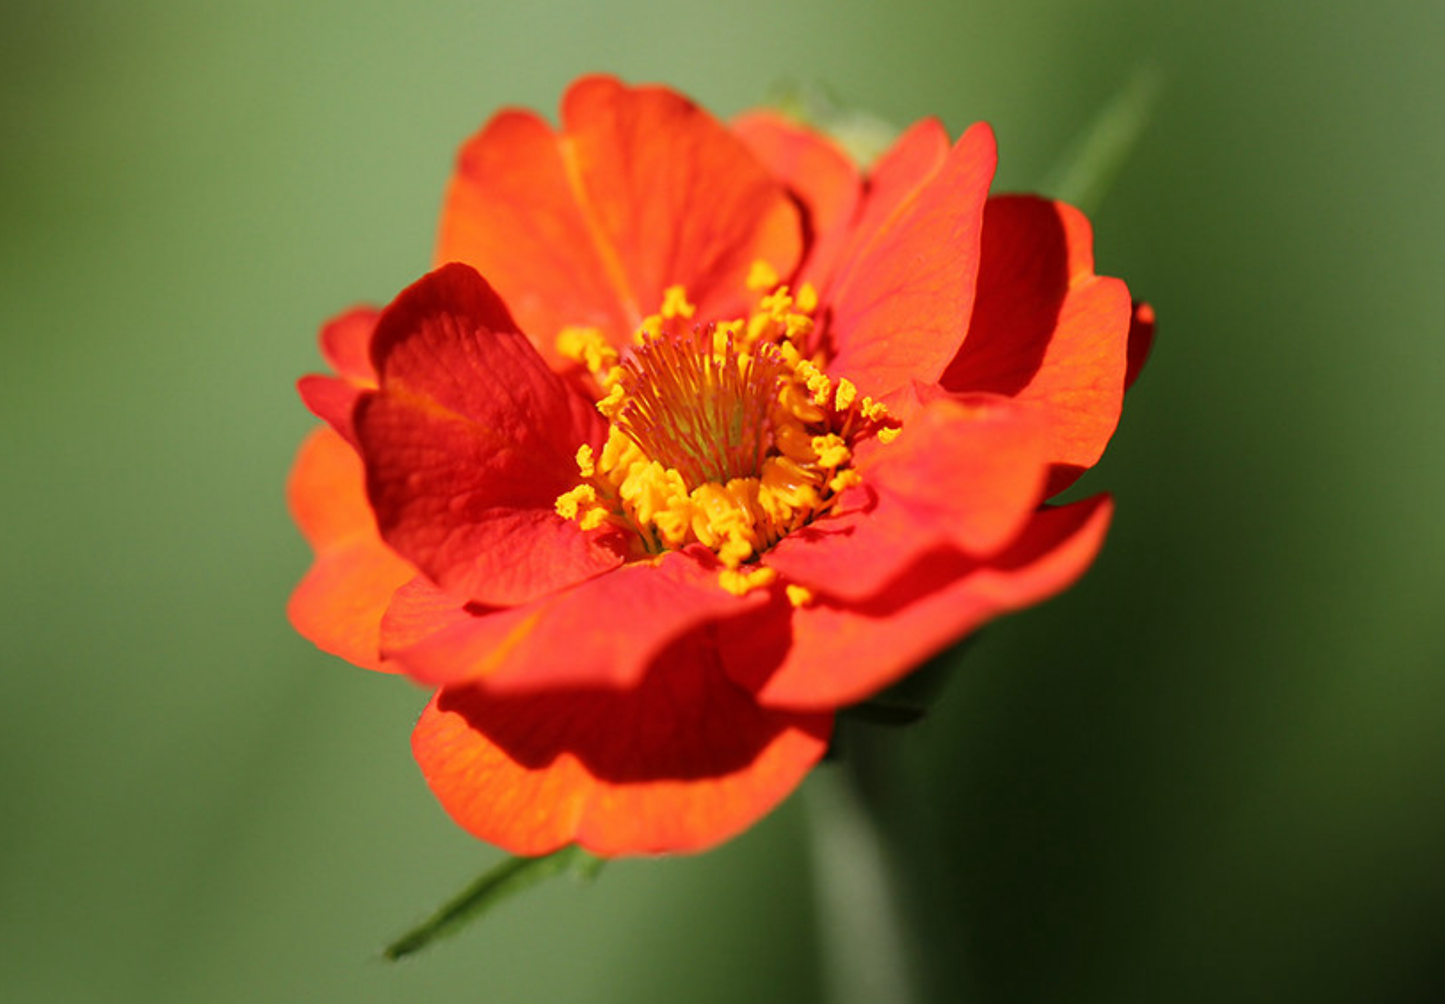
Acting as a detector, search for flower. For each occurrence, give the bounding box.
[288,75,1153,857]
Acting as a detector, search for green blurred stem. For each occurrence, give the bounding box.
[807,730,933,1004]
[1043,63,1162,214]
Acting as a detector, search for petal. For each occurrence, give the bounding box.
[298,309,381,447]
[356,263,625,606]
[941,196,1132,492]
[319,306,380,383]
[558,76,803,328]
[385,548,769,692]
[763,396,1050,601]
[761,485,936,603]
[727,496,1113,710]
[436,107,634,361]
[412,634,832,856]
[731,111,862,289]
[863,394,1050,555]
[823,123,998,401]
[836,117,950,274]
[437,75,801,351]
[1125,300,1156,391]
[286,427,413,672]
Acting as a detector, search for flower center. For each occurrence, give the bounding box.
[554,267,898,594]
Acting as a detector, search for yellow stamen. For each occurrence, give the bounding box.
[786,583,814,607]
[553,281,902,590]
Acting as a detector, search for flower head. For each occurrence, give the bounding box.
[289,75,1153,856]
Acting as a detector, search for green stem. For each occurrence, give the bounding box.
[806,741,923,1004]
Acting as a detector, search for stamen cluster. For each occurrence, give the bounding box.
[555,269,899,594]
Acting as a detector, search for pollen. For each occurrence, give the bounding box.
[553,276,903,589]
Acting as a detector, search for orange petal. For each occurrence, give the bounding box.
[356,263,625,606]
[942,196,1132,493]
[729,496,1114,710]
[286,427,413,672]
[385,548,769,692]
[437,75,802,350]
[412,633,832,856]
[731,111,861,289]
[824,123,997,401]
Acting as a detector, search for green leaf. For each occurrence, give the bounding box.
[383,845,604,961]
[1043,63,1163,215]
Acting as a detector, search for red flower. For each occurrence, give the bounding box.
[288,76,1152,857]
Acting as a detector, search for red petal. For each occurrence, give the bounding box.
[864,394,1050,555]
[286,427,413,672]
[437,75,801,350]
[319,307,380,383]
[942,196,1132,492]
[824,123,997,401]
[1125,300,1156,391]
[728,496,1113,710]
[356,263,625,606]
[731,111,861,289]
[411,635,832,856]
[385,548,769,692]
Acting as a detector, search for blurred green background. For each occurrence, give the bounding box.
[3,1,1442,1001]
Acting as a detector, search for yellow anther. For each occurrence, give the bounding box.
[810,434,850,469]
[834,378,857,412]
[760,287,794,318]
[877,426,902,444]
[829,469,863,493]
[860,397,890,421]
[747,259,780,291]
[555,484,598,520]
[556,326,618,376]
[660,285,696,320]
[785,583,814,608]
[719,565,778,596]
[795,283,819,314]
[575,443,596,478]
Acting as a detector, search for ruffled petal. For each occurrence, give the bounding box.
[286,427,413,672]
[384,548,768,692]
[411,632,832,856]
[730,111,861,289]
[941,196,1132,492]
[356,263,626,606]
[727,496,1113,710]
[823,123,997,402]
[437,75,801,351]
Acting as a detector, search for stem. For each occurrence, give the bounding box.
[806,739,922,1004]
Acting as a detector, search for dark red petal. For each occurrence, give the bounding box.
[411,633,832,856]
[1125,300,1156,391]
[286,427,413,673]
[385,548,769,692]
[824,123,998,401]
[356,263,625,606]
[942,196,1132,492]
[728,496,1114,710]
[731,111,862,290]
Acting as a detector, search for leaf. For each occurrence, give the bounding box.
[383,845,604,960]
[1044,63,1163,215]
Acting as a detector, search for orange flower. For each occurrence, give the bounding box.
[288,76,1153,857]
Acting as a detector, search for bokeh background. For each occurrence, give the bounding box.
[4,1,1442,1001]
